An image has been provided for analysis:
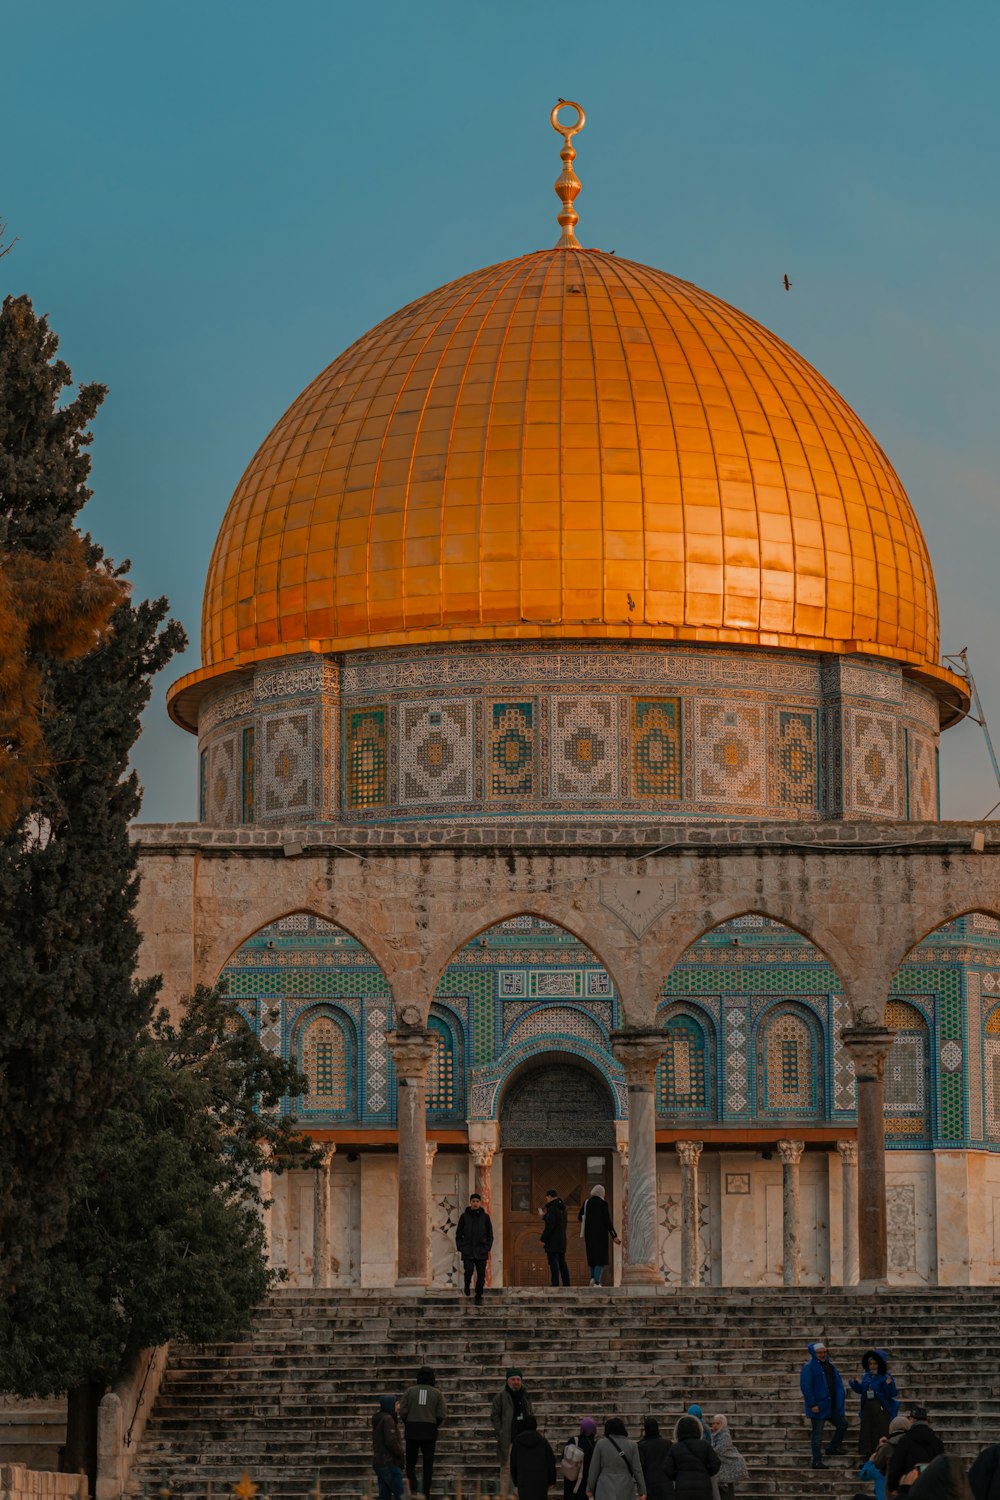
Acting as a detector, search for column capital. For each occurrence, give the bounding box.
[675,1139,703,1167]
[387,1027,436,1078]
[842,1026,895,1080]
[611,1029,664,1084]
[470,1142,494,1169]
[776,1138,805,1166]
[837,1138,858,1166]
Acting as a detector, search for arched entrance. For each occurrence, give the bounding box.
[498,1056,616,1286]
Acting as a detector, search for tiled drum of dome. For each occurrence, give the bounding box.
[261,711,313,816]
[906,730,938,819]
[487,702,535,799]
[848,710,900,817]
[241,727,256,823]
[631,698,681,797]
[206,734,240,826]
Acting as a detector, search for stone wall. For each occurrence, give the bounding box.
[0,1468,81,1500]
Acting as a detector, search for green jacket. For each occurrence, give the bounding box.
[400,1383,446,1439]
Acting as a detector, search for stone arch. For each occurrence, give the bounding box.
[426,902,632,1016]
[215,911,397,1121]
[211,906,399,995]
[497,1049,619,1147]
[652,902,855,998]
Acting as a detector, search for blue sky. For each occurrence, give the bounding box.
[3,0,999,822]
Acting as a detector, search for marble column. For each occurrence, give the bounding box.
[615,1131,630,1268]
[387,1027,436,1287]
[842,1027,894,1282]
[611,1032,665,1285]
[837,1139,859,1286]
[312,1144,336,1289]
[777,1139,804,1287]
[470,1143,495,1286]
[676,1140,703,1288]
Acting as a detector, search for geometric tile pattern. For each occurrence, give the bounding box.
[345,706,388,809]
[631,697,681,798]
[657,1013,709,1114]
[695,701,764,803]
[242,726,256,823]
[967,971,983,1141]
[907,730,937,820]
[206,732,240,827]
[505,1006,606,1053]
[300,1013,350,1113]
[724,1003,750,1113]
[551,696,618,798]
[760,1009,815,1112]
[832,993,856,1112]
[775,708,819,809]
[400,700,472,804]
[487,701,535,799]
[884,999,929,1135]
[849,710,899,816]
[427,1015,457,1113]
[262,711,313,816]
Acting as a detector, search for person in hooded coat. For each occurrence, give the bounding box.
[637,1418,672,1500]
[799,1341,847,1469]
[888,1416,946,1495]
[969,1443,1000,1500]
[587,1418,646,1500]
[562,1419,598,1500]
[511,1415,557,1500]
[578,1185,618,1287]
[708,1416,748,1500]
[849,1349,899,1456]
[905,1455,975,1499]
[371,1395,405,1500]
[663,1416,720,1500]
[400,1365,446,1500]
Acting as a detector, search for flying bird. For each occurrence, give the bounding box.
[783,274,792,291]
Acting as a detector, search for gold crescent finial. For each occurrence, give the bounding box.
[550,100,586,249]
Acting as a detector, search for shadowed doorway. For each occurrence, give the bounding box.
[499,1056,616,1286]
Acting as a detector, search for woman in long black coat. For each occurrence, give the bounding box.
[578,1184,618,1286]
[663,1416,720,1500]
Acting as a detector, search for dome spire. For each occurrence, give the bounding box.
[551,99,586,248]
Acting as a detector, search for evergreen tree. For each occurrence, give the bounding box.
[0,985,314,1481]
[0,295,185,1294]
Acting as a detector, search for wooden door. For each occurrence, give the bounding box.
[504,1150,612,1285]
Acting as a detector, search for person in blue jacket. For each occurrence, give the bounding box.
[849,1349,899,1456]
[799,1341,847,1469]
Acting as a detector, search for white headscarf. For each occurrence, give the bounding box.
[590,1184,606,1199]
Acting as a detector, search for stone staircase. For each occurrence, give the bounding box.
[132,1288,1000,1498]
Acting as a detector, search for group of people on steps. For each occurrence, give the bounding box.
[373,1350,1000,1500]
[456,1185,618,1293]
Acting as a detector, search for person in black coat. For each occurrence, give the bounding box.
[663,1415,720,1500]
[540,1188,570,1286]
[888,1417,945,1493]
[637,1418,672,1500]
[455,1191,494,1304]
[969,1443,1000,1500]
[511,1416,557,1500]
[578,1184,618,1287]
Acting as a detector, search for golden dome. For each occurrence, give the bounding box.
[169,247,963,729]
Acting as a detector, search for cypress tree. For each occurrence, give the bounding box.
[0,985,314,1484]
[0,295,185,1294]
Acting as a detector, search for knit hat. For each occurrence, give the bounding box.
[579,1419,597,1438]
[506,1368,523,1380]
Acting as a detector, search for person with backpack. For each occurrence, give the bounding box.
[561,1419,597,1500]
[399,1365,446,1500]
[578,1184,618,1287]
[637,1418,672,1500]
[663,1415,720,1500]
[587,1417,646,1500]
[540,1188,570,1287]
[510,1416,558,1500]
